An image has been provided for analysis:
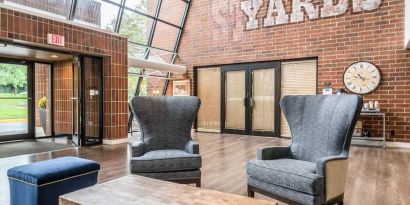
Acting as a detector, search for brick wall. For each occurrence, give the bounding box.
[53,60,72,135]
[0,7,128,141]
[176,0,410,142]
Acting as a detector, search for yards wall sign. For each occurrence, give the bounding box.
[241,0,382,30]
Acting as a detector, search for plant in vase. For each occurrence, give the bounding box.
[38,97,47,134]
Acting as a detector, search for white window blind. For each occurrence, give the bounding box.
[197,67,221,132]
[280,60,317,138]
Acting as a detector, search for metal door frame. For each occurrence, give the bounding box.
[72,55,104,146]
[0,58,35,141]
[221,61,280,136]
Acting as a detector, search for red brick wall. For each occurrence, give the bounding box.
[177,0,410,142]
[0,7,128,141]
[53,60,72,135]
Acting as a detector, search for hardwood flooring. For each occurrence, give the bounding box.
[0,133,409,205]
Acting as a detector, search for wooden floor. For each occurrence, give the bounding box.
[0,133,409,205]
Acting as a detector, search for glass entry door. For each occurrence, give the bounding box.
[71,56,81,146]
[221,62,279,136]
[71,55,103,146]
[0,60,34,141]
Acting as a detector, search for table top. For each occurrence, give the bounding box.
[59,175,278,205]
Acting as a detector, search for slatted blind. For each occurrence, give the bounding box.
[280,60,317,138]
[225,70,246,130]
[252,68,275,131]
[197,67,221,132]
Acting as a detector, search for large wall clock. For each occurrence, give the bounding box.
[343,61,381,94]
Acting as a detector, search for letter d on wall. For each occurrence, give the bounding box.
[241,0,263,30]
[321,0,348,17]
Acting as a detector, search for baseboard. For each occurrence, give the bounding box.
[352,140,410,149]
[386,142,410,149]
[103,138,129,145]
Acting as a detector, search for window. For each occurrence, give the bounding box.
[120,10,153,45]
[195,59,317,137]
[3,0,73,19]
[158,0,187,26]
[128,67,143,100]
[151,21,180,51]
[3,0,190,60]
[74,0,120,31]
[147,47,175,64]
[124,0,157,17]
[280,60,317,138]
[196,67,221,132]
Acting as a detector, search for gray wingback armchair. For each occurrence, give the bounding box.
[129,96,202,187]
[247,95,363,205]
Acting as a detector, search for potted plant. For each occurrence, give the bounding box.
[38,97,47,134]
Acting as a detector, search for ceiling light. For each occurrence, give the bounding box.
[51,55,58,58]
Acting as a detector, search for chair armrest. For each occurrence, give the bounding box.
[257,146,290,160]
[185,140,199,154]
[131,141,145,157]
[316,155,348,176]
[316,155,349,202]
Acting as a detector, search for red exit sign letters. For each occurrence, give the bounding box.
[47,33,65,46]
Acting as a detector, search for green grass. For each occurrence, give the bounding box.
[0,93,27,99]
[0,93,27,120]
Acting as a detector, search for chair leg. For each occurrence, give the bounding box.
[196,179,201,187]
[247,185,255,198]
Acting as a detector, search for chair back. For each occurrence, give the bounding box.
[131,96,201,152]
[280,95,362,162]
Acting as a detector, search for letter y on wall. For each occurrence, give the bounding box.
[241,0,263,30]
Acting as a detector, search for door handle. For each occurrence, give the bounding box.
[249,97,254,108]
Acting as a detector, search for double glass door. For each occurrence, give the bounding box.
[221,62,280,136]
[0,55,103,145]
[70,56,103,146]
[0,60,34,141]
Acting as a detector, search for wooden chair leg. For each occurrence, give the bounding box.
[247,185,255,197]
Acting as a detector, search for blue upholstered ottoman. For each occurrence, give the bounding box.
[7,156,100,205]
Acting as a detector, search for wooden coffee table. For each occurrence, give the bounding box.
[59,175,277,205]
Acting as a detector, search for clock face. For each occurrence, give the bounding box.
[343,61,381,94]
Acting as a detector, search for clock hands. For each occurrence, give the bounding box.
[353,76,365,81]
[357,73,367,81]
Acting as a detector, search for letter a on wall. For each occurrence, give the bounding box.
[264,0,289,27]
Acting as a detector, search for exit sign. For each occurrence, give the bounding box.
[47,33,65,46]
